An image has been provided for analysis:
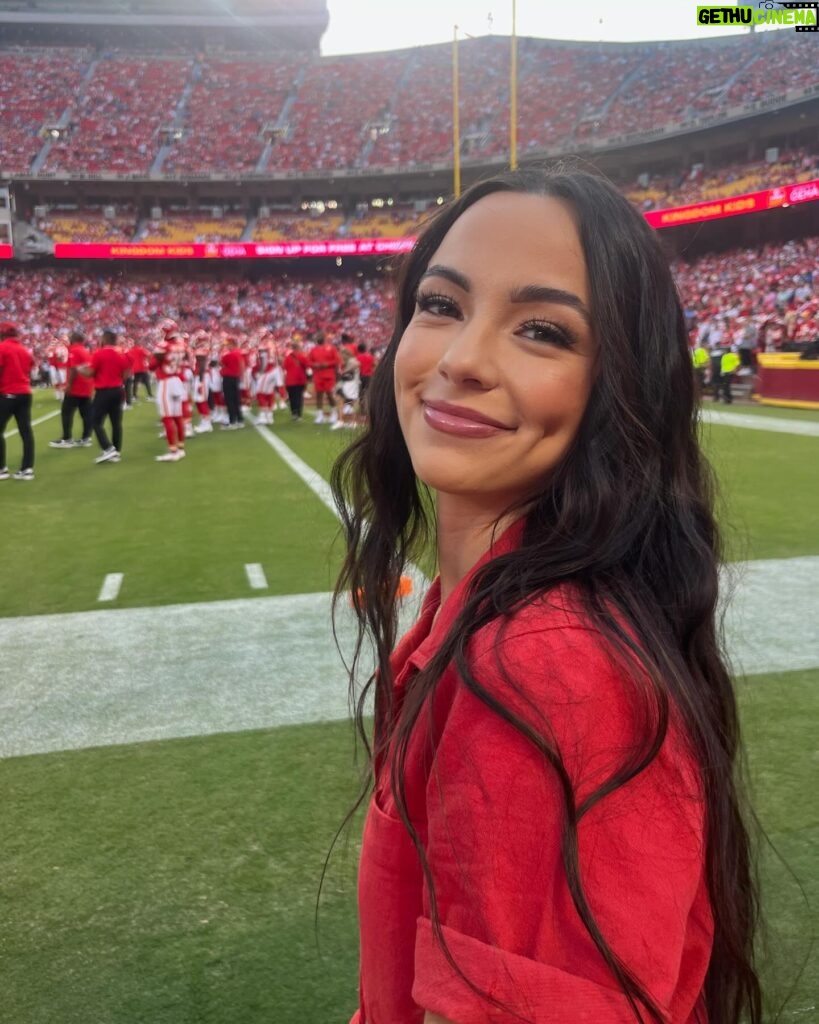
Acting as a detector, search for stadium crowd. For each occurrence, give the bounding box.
[1,31,814,177]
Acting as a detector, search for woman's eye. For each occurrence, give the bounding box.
[518,320,575,348]
[415,293,460,318]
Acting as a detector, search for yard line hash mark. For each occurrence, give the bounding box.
[3,409,61,439]
[97,573,124,602]
[245,563,268,590]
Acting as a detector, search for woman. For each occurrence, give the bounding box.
[331,168,761,1024]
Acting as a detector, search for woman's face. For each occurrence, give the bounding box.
[394,191,598,512]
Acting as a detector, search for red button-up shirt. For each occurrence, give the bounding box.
[353,520,712,1023]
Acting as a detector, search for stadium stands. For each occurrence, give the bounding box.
[37,206,137,243]
[162,57,301,175]
[0,48,92,173]
[43,55,193,174]
[137,212,246,243]
[1,32,815,176]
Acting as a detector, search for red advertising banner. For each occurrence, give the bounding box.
[643,177,819,229]
[0,244,13,259]
[52,237,416,260]
[37,177,819,261]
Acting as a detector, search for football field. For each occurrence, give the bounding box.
[1,393,817,1022]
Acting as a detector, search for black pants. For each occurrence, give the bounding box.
[223,376,243,424]
[710,356,722,400]
[92,387,123,451]
[61,394,92,441]
[719,372,733,404]
[133,371,152,398]
[0,392,34,471]
[287,384,305,418]
[124,375,134,406]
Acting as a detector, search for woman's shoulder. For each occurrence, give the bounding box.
[451,584,699,798]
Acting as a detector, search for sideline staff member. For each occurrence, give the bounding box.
[0,321,35,481]
[83,328,130,463]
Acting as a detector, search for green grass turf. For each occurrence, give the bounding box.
[0,397,344,616]
[701,424,819,560]
[1,669,815,1023]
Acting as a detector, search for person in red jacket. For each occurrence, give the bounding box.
[308,330,342,425]
[129,339,152,399]
[0,321,35,480]
[220,336,245,428]
[85,327,130,464]
[283,336,310,421]
[50,328,94,449]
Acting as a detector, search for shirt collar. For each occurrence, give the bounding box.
[403,516,527,675]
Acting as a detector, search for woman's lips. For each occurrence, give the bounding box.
[421,401,513,438]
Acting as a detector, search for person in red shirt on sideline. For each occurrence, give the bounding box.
[84,327,130,464]
[283,335,310,421]
[151,328,188,462]
[50,328,94,449]
[0,321,35,480]
[355,341,375,418]
[308,330,342,425]
[220,336,245,428]
[333,170,761,1024]
[129,339,152,399]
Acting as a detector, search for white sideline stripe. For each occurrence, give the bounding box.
[245,563,268,590]
[97,573,123,602]
[0,556,816,760]
[3,409,61,439]
[254,422,429,600]
[701,408,819,437]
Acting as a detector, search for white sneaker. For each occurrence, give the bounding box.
[109,452,121,463]
[13,468,34,480]
[156,450,180,462]
[0,467,9,480]
[176,447,186,458]
[193,421,212,433]
[185,425,194,438]
[330,421,345,431]
[95,447,118,464]
[314,412,325,425]
[49,439,73,449]
[328,412,338,426]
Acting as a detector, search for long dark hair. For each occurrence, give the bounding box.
[330,166,761,1023]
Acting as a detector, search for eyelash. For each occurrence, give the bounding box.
[414,290,576,349]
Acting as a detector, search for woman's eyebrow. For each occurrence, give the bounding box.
[510,284,592,327]
[420,264,471,292]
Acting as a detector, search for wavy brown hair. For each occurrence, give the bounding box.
[330,167,762,1023]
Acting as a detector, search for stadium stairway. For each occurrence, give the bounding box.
[240,213,258,242]
[256,66,308,174]
[361,52,419,169]
[30,55,100,175]
[151,58,201,175]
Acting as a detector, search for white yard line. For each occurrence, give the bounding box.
[701,408,819,437]
[0,556,816,759]
[97,573,123,602]
[254,422,429,600]
[3,408,61,439]
[244,563,268,590]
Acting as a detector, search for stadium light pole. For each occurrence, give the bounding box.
[510,0,518,171]
[452,24,461,198]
